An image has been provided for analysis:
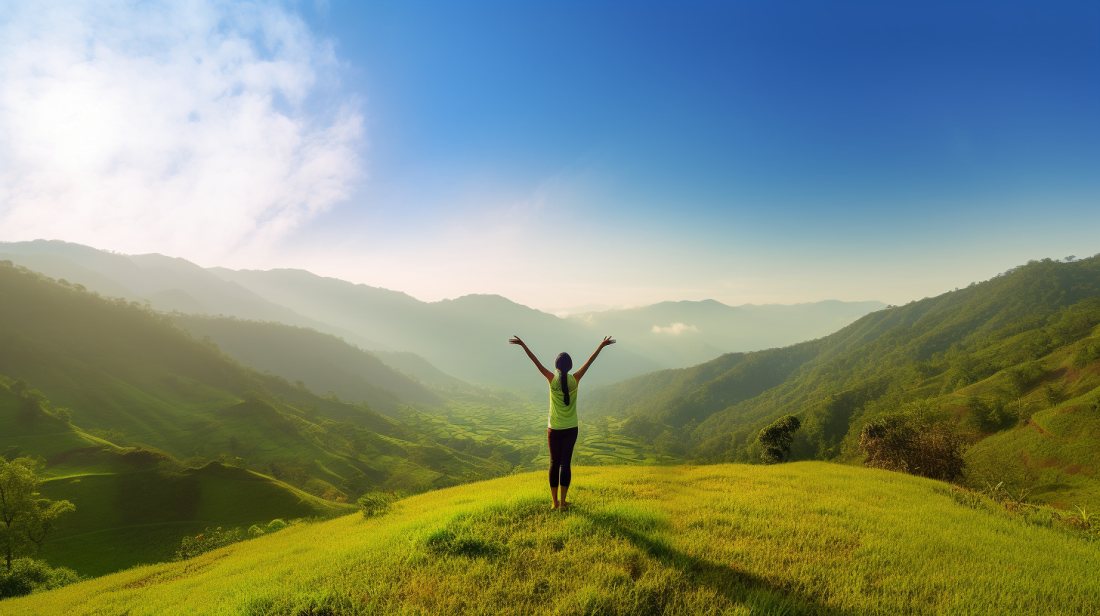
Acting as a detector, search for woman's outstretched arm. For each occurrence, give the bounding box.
[509,335,554,382]
[574,336,616,382]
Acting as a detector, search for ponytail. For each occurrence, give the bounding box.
[554,352,573,405]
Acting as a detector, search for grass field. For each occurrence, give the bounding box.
[6,462,1097,615]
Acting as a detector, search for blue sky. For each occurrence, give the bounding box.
[1,1,1097,310]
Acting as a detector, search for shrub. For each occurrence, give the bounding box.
[859,415,965,481]
[175,527,243,561]
[358,491,397,518]
[265,518,289,533]
[0,558,80,598]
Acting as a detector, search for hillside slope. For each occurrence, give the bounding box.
[5,463,1097,615]
[171,315,443,413]
[588,257,1100,508]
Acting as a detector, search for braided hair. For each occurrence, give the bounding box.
[554,352,573,405]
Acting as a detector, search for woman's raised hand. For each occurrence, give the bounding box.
[508,335,525,346]
[601,336,616,347]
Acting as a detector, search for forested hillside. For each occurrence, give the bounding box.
[590,256,1100,507]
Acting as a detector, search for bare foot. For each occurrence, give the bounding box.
[551,502,560,510]
[560,501,569,512]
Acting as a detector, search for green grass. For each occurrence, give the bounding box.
[6,462,1097,615]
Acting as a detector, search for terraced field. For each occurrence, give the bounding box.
[405,396,661,467]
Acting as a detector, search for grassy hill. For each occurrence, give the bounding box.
[5,463,1097,615]
[588,256,1100,508]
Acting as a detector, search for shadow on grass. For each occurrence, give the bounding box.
[579,508,857,616]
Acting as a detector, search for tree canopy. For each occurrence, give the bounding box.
[0,457,75,570]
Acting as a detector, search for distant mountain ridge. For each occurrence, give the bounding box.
[567,298,885,367]
[1,240,885,393]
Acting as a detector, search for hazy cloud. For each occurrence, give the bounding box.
[651,323,699,335]
[0,0,362,262]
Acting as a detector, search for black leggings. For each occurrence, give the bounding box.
[547,427,578,488]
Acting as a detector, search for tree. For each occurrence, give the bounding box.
[0,457,75,570]
[757,415,801,464]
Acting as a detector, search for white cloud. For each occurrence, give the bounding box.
[0,0,362,263]
[651,323,699,335]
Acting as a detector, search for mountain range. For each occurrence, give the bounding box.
[0,240,884,394]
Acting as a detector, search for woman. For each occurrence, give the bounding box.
[509,334,615,510]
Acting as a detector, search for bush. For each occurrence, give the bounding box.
[0,558,80,598]
[175,527,243,560]
[248,518,290,538]
[358,491,397,518]
[859,415,965,481]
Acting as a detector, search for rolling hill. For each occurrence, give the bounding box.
[5,463,1097,615]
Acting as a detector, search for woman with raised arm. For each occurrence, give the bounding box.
[508,335,616,510]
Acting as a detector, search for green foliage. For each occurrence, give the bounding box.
[757,415,801,464]
[1072,340,1100,369]
[0,558,80,599]
[247,519,290,539]
[965,396,1015,432]
[0,457,75,570]
[174,527,243,561]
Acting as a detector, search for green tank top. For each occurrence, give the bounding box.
[548,372,578,430]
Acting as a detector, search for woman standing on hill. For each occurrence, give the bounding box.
[509,335,616,510]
